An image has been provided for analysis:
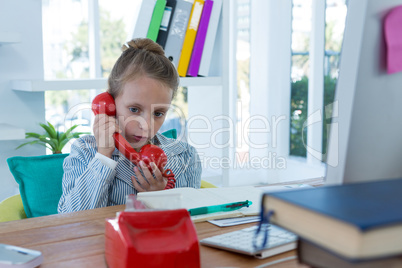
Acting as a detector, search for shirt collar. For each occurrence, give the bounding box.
[154,132,187,156]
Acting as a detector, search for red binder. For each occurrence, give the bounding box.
[105,209,200,268]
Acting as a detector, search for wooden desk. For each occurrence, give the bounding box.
[0,205,307,268]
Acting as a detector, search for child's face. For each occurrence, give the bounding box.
[114,76,173,150]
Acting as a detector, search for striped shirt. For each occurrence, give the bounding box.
[58,133,202,213]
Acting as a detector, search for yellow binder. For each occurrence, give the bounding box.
[177,0,204,77]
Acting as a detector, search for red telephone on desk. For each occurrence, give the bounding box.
[105,209,200,268]
[92,92,175,189]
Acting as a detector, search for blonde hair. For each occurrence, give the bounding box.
[107,38,179,99]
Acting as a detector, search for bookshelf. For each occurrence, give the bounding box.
[11,77,223,91]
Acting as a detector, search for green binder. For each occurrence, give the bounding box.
[147,0,167,42]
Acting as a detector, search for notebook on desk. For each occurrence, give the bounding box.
[136,186,263,222]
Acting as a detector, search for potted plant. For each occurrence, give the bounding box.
[16,121,89,154]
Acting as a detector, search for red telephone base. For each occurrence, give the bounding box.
[105,209,200,268]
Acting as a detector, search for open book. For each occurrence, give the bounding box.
[137,186,264,222]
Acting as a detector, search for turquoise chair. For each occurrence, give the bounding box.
[1,129,214,222]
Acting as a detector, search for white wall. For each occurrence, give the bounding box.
[248,0,293,184]
[0,0,45,202]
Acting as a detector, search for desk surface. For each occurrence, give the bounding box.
[0,205,308,268]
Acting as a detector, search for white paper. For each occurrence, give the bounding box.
[208,216,260,227]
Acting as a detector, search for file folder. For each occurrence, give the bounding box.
[187,0,213,77]
[177,0,205,77]
[147,0,167,42]
[129,0,157,40]
[198,0,222,76]
[156,0,177,49]
[164,0,194,67]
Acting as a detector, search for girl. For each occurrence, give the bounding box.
[58,38,202,213]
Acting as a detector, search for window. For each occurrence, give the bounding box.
[42,0,92,148]
[245,0,348,185]
[289,0,346,162]
[290,0,312,158]
[42,0,90,80]
[322,0,347,160]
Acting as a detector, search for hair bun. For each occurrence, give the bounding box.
[122,38,164,56]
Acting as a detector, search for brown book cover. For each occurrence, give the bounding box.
[297,239,402,268]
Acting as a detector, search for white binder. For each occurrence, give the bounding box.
[164,0,194,67]
[198,0,222,77]
[129,0,157,40]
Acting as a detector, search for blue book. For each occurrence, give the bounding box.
[261,178,402,260]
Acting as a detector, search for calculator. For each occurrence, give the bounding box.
[200,225,297,259]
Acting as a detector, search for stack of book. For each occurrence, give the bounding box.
[130,0,222,77]
[261,178,402,268]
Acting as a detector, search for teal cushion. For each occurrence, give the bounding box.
[161,129,177,139]
[7,154,68,218]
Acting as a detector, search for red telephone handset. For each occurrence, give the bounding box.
[92,92,175,189]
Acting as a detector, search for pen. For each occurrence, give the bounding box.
[188,200,253,216]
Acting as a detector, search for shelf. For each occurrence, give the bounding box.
[0,123,25,141]
[0,32,21,45]
[12,77,222,92]
[12,79,108,92]
[180,76,222,87]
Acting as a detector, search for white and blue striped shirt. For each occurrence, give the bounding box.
[58,133,202,213]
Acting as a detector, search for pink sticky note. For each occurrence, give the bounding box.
[384,5,402,74]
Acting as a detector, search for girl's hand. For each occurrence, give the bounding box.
[131,161,167,192]
[93,114,119,158]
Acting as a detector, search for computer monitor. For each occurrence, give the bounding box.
[325,0,402,185]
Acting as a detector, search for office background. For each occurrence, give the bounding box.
[0,0,346,202]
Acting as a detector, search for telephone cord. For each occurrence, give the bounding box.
[163,169,176,189]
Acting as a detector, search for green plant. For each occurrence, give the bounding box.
[16,122,89,154]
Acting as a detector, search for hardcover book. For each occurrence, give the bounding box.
[298,239,402,268]
[262,178,402,259]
